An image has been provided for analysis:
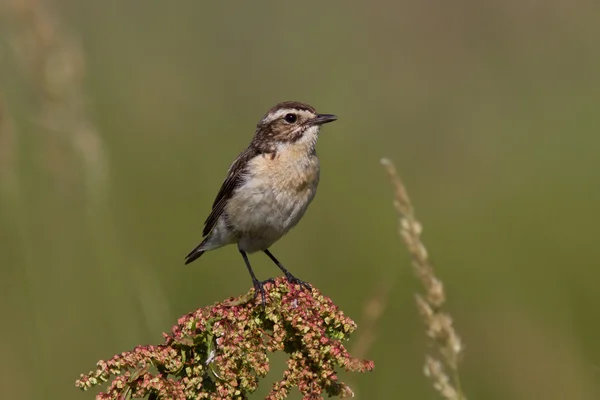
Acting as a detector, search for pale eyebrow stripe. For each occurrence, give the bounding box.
[263,109,314,124]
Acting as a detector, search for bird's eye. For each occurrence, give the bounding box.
[284,113,297,123]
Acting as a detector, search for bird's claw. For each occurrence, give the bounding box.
[252,278,275,307]
[284,272,312,292]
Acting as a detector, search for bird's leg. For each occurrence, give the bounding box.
[239,249,273,306]
[263,249,311,291]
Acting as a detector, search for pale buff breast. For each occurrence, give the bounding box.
[224,149,320,252]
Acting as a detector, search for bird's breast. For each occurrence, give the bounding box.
[224,151,320,237]
[246,149,320,194]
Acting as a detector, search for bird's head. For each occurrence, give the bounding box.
[252,101,337,154]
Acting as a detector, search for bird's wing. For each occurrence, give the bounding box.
[202,147,259,236]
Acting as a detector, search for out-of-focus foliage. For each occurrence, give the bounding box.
[1,1,599,399]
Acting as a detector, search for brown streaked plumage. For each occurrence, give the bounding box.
[201,147,258,237]
[184,101,337,305]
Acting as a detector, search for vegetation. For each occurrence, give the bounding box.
[2,0,599,399]
[76,279,373,399]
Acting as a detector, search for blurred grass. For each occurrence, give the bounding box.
[1,0,600,399]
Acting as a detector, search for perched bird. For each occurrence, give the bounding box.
[185,101,337,305]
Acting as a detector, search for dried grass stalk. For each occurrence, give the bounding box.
[381,158,467,400]
[5,0,108,200]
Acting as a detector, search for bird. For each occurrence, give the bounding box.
[184,101,337,305]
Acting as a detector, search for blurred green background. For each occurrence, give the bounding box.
[1,0,600,399]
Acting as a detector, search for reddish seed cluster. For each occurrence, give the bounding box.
[76,277,374,400]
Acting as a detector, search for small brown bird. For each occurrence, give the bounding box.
[185,101,337,305]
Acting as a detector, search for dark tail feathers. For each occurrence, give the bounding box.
[184,241,206,265]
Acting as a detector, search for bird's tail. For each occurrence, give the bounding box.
[184,239,207,265]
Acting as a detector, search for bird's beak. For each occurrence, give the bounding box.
[311,114,338,125]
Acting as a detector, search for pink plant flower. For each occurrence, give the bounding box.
[76,277,374,399]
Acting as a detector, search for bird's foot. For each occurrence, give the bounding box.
[252,278,275,307]
[284,272,312,292]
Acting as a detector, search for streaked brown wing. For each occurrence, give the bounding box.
[202,147,258,236]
